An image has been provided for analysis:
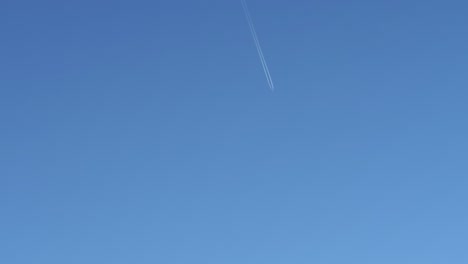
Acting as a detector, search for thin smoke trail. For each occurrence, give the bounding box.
[241,0,275,91]
[241,0,274,90]
[241,0,272,87]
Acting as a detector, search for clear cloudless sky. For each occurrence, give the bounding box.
[1,0,468,263]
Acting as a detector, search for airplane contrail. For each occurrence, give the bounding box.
[241,0,275,91]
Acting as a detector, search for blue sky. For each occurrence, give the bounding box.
[2,0,468,263]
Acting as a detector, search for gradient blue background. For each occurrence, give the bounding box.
[2,0,468,263]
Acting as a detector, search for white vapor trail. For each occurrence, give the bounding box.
[241,0,275,91]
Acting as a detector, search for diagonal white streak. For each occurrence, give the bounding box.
[242,0,274,90]
[242,2,272,88]
[241,0,275,91]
